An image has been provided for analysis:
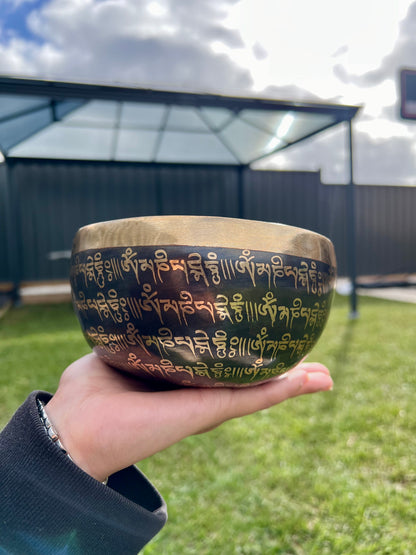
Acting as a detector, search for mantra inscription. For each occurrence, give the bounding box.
[70,245,336,386]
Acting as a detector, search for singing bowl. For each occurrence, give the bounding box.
[70,215,336,387]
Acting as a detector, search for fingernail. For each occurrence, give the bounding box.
[305,372,334,392]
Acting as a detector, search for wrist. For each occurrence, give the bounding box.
[38,396,108,484]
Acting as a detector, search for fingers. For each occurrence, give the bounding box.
[295,363,333,393]
[220,363,332,420]
[162,363,332,438]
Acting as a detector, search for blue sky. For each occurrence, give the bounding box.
[0,0,416,185]
[1,0,47,44]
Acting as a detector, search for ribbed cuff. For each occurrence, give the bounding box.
[0,391,167,554]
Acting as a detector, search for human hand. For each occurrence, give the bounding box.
[45,354,333,482]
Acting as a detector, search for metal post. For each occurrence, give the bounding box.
[347,120,358,318]
[237,165,245,219]
[155,166,163,215]
[3,160,21,305]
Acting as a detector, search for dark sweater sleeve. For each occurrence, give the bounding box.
[0,391,167,554]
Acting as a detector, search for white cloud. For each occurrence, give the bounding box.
[0,0,250,92]
[219,0,411,98]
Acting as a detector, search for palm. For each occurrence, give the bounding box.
[46,354,332,482]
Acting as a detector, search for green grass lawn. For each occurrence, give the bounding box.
[1,295,415,554]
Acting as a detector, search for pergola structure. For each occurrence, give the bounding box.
[0,75,360,314]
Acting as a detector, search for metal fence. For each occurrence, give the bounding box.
[1,159,415,287]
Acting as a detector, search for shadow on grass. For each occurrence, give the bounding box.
[319,317,358,413]
[332,318,358,376]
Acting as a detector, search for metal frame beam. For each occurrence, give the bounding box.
[0,76,359,120]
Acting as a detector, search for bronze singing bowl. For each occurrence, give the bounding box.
[70,216,336,387]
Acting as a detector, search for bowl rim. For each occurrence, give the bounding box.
[72,215,336,266]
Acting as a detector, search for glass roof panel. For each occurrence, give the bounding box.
[115,129,159,161]
[9,123,113,159]
[281,112,335,142]
[165,107,210,131]
[156,130,238,163]
[239,110,336,144]
[120,102,166,129]
[0,78,356,164]
[54,99,86,120]
[0,94,48,120]
[63,100,118,126]
[240,110,288,135]
[219,118,284,164]
[199,107,234,131]
[0,106,52,152]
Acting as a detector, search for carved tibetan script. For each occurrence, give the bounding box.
[70,245,336,385]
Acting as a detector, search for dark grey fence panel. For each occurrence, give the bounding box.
[244,169,324,233]
[0,163,9,282]
[10,160,159,281]
[157,165,239,216]
[355,185,416,276]
[243,171,416,278]
[316,184,416,278]
[2,159,416,285]
[7,160,240,282]
[243,170,350,275]
[320,184,348,276]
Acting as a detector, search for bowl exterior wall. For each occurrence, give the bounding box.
[70,243,335,387]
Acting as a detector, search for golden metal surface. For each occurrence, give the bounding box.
[72,215,336,266]
[70,215,336,386]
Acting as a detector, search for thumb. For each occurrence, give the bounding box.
[182,364,333,437]
[217,363,333,420]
